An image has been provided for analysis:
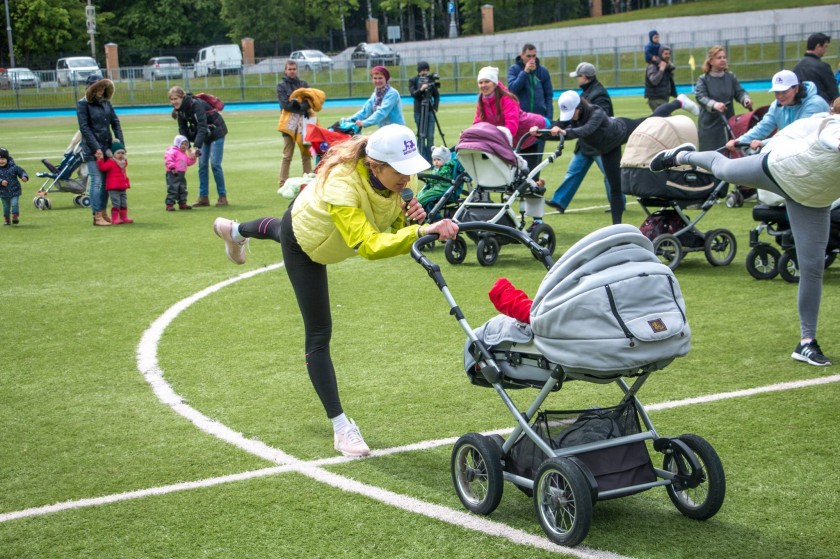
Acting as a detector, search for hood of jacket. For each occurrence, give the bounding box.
[85,79,115,103]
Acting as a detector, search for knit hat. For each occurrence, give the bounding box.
[0,147,9,159]
[85,73,103,87]
[111,141,126,153]
[569,62,596,78]
[173,135,189,148]
[769,70,798,92]
[557,90,581,122]
[417,61,430,72]
[477,66,499,85]
[366,124,430,175]
[370,65,390,81]
[431,145,451,165]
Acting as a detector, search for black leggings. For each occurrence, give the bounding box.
[602,99,683,224]
[238,210,342,418]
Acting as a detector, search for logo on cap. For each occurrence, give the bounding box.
[403,140,416,155]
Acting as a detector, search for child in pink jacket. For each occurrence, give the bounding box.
[164,134,197,211]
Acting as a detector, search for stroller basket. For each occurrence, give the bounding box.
[507,401,656,497]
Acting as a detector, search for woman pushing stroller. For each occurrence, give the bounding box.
[530,90,699,225]
[650,98,840,366]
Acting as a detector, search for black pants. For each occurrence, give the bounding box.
[238,210,342,418]
[602,99,682,225]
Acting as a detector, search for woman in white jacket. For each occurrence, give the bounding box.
[650,98,840,367]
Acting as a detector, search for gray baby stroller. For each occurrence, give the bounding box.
[443,123,560,266]
[412,222,725,547]
[621,115,736,270]
[33,131,90,210]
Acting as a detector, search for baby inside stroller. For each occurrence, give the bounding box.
[411,222,725,547]
[746,192,840,283]
[33,131,89,210]
[621,115,736,270]
[442,122,560,266]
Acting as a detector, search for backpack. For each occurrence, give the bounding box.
[194,92,224,113]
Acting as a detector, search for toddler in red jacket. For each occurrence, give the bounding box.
[95,141,133,224]
[488,277,533,323]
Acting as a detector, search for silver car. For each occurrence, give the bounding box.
[56,57,101,86]
[0,68,41,89]
[289,50,334,71]
[143,56,184,80]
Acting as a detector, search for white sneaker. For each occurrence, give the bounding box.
[677,94,700,117]
[334,420,371,457]
[213,217,248,265]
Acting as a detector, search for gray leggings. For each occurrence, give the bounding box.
[683,151,830,339]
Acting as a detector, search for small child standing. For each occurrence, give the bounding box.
[0,147,29,225]
[96,141,133,225]
[164,134,197,211]
[417,145,455,214]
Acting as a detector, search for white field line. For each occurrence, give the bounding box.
[5,263,839,559]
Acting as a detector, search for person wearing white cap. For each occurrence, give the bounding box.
[533,89,697,224]
[650,97,840,367]
[724,69,828,152]
[211,124,458,457]
[694,46,753,151]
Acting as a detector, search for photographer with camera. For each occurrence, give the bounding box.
[409,61,441,162]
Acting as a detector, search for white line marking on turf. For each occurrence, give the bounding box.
[6,265,840,559]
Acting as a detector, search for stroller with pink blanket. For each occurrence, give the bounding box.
[444,122,561,266]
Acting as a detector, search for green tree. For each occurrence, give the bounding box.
[3,0,84,65]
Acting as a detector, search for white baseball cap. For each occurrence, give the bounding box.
[557,90,581,121]
[366,124,430,175]
[769,70,799,92]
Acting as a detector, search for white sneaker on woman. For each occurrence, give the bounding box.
[213,217,248,265]
[677,93,700,116]
[334,420,371,457]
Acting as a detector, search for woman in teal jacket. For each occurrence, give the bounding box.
[349,66,405,130]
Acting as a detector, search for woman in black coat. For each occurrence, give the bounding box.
[76,75,124,226]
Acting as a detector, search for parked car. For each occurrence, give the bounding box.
[193,44,243,77]
[289,50,334,71]
[143,56,183,80]
[56,57,101,86]
[0,67,41,89]
[351,43,401,68]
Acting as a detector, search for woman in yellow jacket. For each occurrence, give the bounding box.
[213,125,459,457]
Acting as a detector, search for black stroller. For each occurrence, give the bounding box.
[412,222,725,547]
[746,196,840,283]
[442,123,560,266]
[33,131,89,210]
[621,115,736,270]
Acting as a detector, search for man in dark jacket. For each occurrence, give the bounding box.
[644,45,678,111]
[507,43,554,177]
[276,60,313,190]
[546,62,618,213]
[793,33,838,104]
[77,74,124,226]
[408,61,440,162]
[169,86,229,206]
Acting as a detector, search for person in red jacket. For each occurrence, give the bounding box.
[95,141,133,225]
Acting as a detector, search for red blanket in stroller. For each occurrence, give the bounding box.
[306,124,353,158]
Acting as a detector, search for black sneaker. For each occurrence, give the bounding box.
[545,200,565,214]
[649,143,696,172]
[791,340,832,366]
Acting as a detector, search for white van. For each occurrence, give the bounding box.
[193,45,243,77]
[56,57,102,86]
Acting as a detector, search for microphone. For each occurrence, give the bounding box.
[401,187,417,223]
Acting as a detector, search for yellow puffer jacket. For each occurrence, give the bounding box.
[291,160,421,264]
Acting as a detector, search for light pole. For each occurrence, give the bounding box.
[4,0,14,67]
[86,0,96,60]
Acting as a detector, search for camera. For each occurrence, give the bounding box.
[418,73,440,90]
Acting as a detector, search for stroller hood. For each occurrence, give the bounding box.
[530,224,691,376]
[456,122,517,167]
[620,115,697,169]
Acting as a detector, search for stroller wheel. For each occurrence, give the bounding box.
[444,236,467,265]
[824,252,836,269]
[663,434,726,520]
[42,197,52,210]
[33,196,46,210]
[725,190,743,208]
[778,250,800,283]
[476,236,500,267]
[451,433,504,515]
[704,229,737,266]
[528,222,556,257]
[73,195,82,206]
[745,245,780,280]
[80,196,91,208]
[652,234,683,270]
[533,457,594,547]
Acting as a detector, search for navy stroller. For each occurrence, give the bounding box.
[34,131,89,210]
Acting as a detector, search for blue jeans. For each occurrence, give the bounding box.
[413,111,435,162]
[550,151,624,209]
[198,137,226,198]
[86,160,108,213]
[2,195,19,217]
